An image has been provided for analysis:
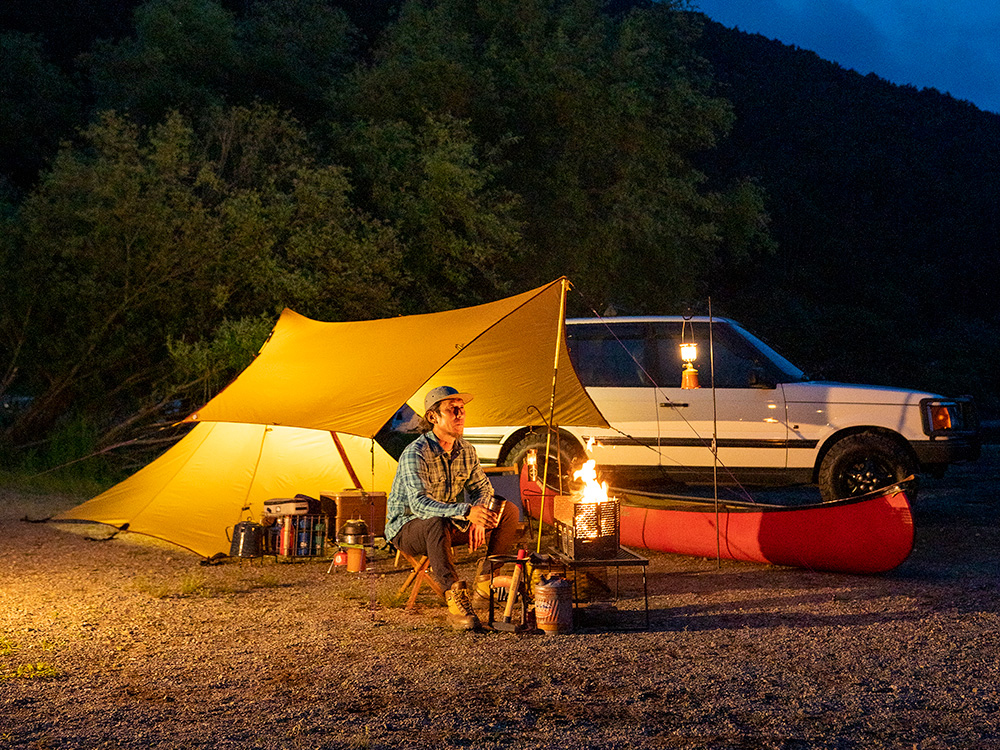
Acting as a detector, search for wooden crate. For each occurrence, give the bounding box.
[320,490,387,538]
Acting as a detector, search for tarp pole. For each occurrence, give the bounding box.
[536,278,569,554]
[331,430,382,622]
[331,432,364,491]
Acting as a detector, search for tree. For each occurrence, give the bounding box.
[7,111,232,445]
[84,0,363,133]
[342,113,523,312]
[0,32,81,191]
[346,0,772,313]
[86,0,239,125]
[235,0,358,126]
[1,105,405,452]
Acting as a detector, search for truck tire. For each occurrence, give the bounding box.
[818,433,917,501]
[502,432,585,493]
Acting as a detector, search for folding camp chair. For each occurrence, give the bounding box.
[395,550,446,610]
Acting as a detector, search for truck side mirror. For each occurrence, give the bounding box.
[748,366,775,389]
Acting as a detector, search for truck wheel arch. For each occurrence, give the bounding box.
[498,429,587,491]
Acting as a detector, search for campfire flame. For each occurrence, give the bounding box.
[573,459,610,504]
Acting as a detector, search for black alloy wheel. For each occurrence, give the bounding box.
[818,433,916,501]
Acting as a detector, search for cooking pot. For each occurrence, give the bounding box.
[338,518,370,546]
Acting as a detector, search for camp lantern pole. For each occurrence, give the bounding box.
[536,278,570,554]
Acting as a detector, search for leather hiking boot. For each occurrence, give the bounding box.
[471,574,493,609]
[445,581,480,631]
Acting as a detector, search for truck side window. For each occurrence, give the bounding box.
[651,323,684,387]
[567,324,651,387]
[652,322,774,389]
[707,325,780,388]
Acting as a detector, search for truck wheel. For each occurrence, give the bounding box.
[818,433,916,501]
[502,433,585,493]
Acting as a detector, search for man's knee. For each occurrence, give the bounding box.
[394,516,452,557]
[498,499,519,528]
[424,516,452,548]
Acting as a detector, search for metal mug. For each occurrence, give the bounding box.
[485,494,505,515]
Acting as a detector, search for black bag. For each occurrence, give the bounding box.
[295,493,323,515]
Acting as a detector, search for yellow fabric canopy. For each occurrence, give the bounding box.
[184,277,608,435]
[55,278,606,558]
[54,423,397,558]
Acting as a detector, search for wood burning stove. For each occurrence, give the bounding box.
[553,494,620,559]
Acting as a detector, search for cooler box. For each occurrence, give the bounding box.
[320,490,387,538]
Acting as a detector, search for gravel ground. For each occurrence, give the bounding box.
[2,445,999,750]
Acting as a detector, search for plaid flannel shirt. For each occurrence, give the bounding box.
[385,430,494,542]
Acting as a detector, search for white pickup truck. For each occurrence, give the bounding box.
[464,316,980,500]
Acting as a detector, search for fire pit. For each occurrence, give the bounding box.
[553,460,620,559]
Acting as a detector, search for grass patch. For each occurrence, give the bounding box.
[0,468,112,499]
[0,469,112,521]
[179,573,211,597]
[134,572,232,599]
[254,572,281,589]
[133,576,175,599]
[5,662,63,680]
[349,726,371,749]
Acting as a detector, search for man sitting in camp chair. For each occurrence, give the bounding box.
[386,386,519,630]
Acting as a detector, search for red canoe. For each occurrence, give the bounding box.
[520,470,914,574]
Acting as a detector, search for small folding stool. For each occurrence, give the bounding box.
[395,551,446,610]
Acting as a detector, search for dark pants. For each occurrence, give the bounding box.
[392,501,519,589]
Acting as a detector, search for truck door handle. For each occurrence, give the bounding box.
[660,402,689,408]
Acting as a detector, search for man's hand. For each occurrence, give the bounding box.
[467,504,498,551]
[467,504,499,529]
[470,523,488,551]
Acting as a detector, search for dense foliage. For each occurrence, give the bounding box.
[2,0,772,471]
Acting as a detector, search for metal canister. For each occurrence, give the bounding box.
[485,494,505,514]
[533,575,573,635]
[280,516,295,557]
[345,547,365,573]
[312,520,326,556]
[338,519,370,546]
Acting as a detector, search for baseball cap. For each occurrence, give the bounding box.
[424,386,474,414]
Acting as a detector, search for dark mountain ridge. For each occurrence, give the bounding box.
[695,18,1000,411]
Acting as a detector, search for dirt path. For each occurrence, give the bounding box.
[1,447,998,749]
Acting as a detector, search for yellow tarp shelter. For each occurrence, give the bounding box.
[54,423,398,558]
[184,277,606,435]
[54,278,608,558]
